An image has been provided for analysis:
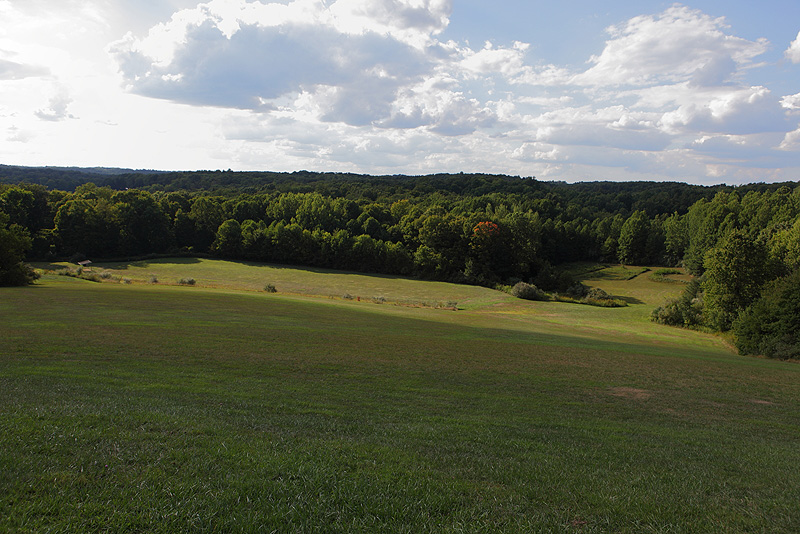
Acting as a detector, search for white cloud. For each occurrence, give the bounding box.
[34,93,76,122]
[460,41,529,77]
[329,0,452,42]
[657,85,787,135]
[109,0,446,127]
[572,5,768,87]
[511,141,562,163]
[378,76,497,134]
[782,92,800,110]
[779,127,800,151]
[786,31,800,63]
[516,105,669,152]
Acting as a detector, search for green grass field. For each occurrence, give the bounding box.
[2,260,799,532]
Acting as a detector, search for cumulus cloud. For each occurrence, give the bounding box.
[35,93,76,121]
[572,5,767,87]
[460,41,529,77]
[525,105,670,151]
[657,85,788,135]
[109,0,452,126]
[779,127,800,151]
[786,31,800,63]
[377,77,498,134]
[781,92,800,110]
[329,0,452,39]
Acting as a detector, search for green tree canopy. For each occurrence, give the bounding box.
[617,210,650,265]
[213,219,243,258]
[703,230,773,331]
[0,211,37,286]
[734,268,800,359]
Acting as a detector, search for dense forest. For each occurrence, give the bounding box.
[2,166,799,359]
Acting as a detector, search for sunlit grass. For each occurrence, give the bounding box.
[39,258,507,311]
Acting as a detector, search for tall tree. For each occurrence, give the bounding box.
[734,268,800,359]
[213,219,243,258]
[703,230,773,331]
[617,210,650,265]
[0,211,38,286]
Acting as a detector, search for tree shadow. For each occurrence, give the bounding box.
[94,257,203,270]
[615,295,645,305]
[580,271,619,281]
[227,259,413,281]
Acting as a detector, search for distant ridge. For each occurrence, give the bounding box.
[1,164,795,218]
[34,165,168,175]
[0,164,167,175]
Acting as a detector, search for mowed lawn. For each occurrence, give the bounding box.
[1,264,799,532]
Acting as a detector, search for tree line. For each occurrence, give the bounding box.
[1,172,798,359]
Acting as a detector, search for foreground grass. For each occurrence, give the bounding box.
[2,271,799,532]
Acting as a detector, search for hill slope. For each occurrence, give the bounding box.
[1,264,798,532]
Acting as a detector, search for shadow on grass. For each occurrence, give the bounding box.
[2,283,48,290]
[32,256,205,271]
[579,265,651,282]
[615,295,645,305]
[223,258,426,283]
[96,257,203,270]
[91,256,413,283]
[580,271,622,281]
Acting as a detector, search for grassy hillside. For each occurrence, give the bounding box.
[2,262,798,532]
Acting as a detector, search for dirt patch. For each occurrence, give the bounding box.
[610,387,652,400]
[750,399,774,405]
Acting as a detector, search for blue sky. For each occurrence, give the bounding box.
[1,1,799,184]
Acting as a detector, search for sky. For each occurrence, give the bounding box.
[1,1,799,185]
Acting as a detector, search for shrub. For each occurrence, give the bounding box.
[584,297,627,308]
[564,286,629,307]
[55,267,101,282]
[585,287,611,300]
[650,301,700,326]
[100,271,113,279]
[565,282,589,298]
[372,296,387,304]
[651,278,704,327]
[264,283,277,293]
[511,281,546,301]
[342,293,354,300]
[148,274,158,284]
[532,263,573,292]
[178,277,196,286]
[121,277,132,284]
